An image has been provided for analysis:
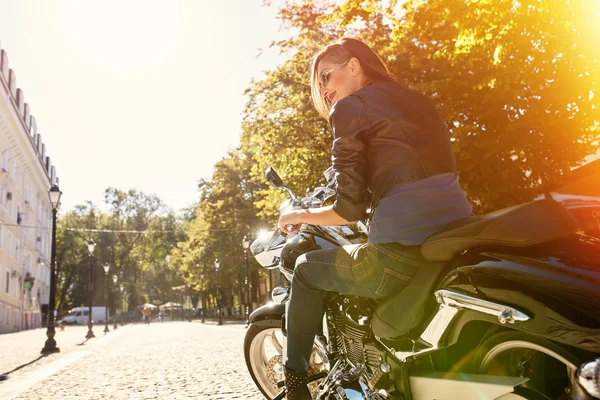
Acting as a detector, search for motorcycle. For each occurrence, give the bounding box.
[244,166,600,400]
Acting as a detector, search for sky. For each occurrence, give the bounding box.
[0,0,288,213]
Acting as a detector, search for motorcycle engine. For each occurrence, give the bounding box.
[321,297,394,399]
[330,297,378,368]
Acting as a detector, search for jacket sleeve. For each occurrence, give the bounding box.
[328,95,370,222]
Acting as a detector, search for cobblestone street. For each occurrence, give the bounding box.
[0,321,264,399]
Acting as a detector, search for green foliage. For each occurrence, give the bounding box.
[56,189,185,312]
[170,150,264,307]
[260,0,599,212]
[387,0,600,211]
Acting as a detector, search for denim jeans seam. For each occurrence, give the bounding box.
[349,262,369,284]
[384,268,413,282]
[374,245,421,266]
[374,271,389,296]
[297,259,354,269]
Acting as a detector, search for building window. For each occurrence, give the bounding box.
[1,148,7,172]
[7,233,11,257]
[5,271,9,294]
[7,192,13,218]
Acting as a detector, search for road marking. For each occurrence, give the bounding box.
[0,351,89,399]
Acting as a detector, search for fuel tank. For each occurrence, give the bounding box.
[439,233,600,352]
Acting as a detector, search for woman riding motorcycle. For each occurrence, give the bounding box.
[277,37,473,399]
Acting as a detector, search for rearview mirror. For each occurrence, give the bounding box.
[265,167,284,189]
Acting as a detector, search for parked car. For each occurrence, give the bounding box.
[58,307,109,325]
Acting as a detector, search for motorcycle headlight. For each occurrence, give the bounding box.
[577,357,600,398]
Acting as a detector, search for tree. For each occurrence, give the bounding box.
[56,188,186,313]
[261,0,599,212]
[56,202,100,313]
[173,150,264,310]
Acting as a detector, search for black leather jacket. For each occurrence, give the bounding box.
[329,81,458,222]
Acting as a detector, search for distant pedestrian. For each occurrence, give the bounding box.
[143,307,152,325]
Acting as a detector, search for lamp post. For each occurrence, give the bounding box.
[242,236,252,326]
[85,239,96,339]
[113,274,118,330]
[214,258,222,325]
[200,273,205,323]
[102,264,110,333]
[181,285,186,321]
[119,284,124,326]
[41,185,61,354]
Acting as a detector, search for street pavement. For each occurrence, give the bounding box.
[0,320,265,399]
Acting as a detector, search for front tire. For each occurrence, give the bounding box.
[244,320,287,399]
[244,319,327,399]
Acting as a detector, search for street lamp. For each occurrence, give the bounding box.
[41,184,61,354]
[214,258,222,325]
[86,239,96,339]
[113,274,118,330]
[200,273,205,323]
[119,283,124,326]
[102,264,110,333]
[181,285,186,321]
[242,236,251,327]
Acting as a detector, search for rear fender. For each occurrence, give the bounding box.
[249,302,285,326]
[439,251,600,353]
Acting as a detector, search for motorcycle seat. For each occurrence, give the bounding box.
[420,197,580,262]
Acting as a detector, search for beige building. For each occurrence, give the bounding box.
[0,41,58,333]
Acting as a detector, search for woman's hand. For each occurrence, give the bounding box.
[278,209,306,234]
[278,206,355,233]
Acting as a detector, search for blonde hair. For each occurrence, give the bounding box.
[310,38,396,120]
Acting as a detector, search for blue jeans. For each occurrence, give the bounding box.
[283,242,424,373]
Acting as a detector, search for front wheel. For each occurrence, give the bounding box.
[244,319,327,399]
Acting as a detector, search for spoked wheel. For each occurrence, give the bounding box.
[244,319,327,399]
[474,332,580,400]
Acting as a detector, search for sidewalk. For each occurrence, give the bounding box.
[0,324,116,378]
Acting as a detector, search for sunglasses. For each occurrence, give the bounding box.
[319,60,349,87]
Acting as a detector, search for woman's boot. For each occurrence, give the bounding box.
[284,366,311,400]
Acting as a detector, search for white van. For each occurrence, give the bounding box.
[59,307,110,325]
